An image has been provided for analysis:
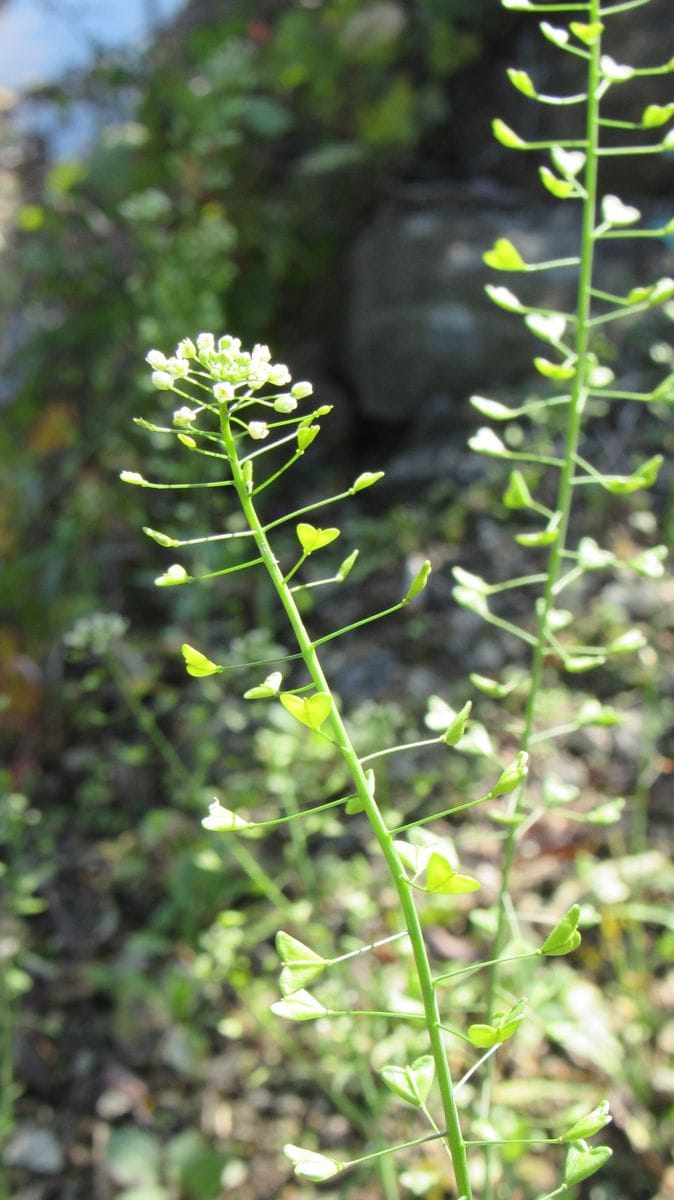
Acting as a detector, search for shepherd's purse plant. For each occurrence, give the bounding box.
[121,0,672,1194]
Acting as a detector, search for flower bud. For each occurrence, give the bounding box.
[269,364,291,386]
[152,370,175,390]
[173,407,197,426]
[274,394,298,413]
[248,420,269,440]
[213,381,235,403]
[291,381,313,400]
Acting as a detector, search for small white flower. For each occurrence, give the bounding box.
[248,420,269,440]
[146,349,168,369]
[152,370,175,390]
[291,381,313,400]
[196,332,215,354]
[274,393,298,413]
[176,337,196,359]
[269,364,291,386]
[166,356,190,378]
[213,381,235,403]
[173,406,197,426]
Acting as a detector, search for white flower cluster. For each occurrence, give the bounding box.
[145,334,314,404]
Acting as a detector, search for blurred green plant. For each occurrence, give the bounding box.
[118,0,673,1190]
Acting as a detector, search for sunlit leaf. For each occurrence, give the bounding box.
[564,1143,612,1185]
[425,853,480,895]
[404,560,432,603]
[244,671,283,699]
[541,905,582,956]
[276,931,327,995]
[296,523,341,554]
[560,1101,612,1142]
[284,1145,341,1181]
[202,800,252,832]
[181,643,222,677]
[271,990,330,1021]
[380,1056,435,1107]
[483,237,526,271]
[280,691,332,731]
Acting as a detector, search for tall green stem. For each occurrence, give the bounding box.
[481,9,602,1194]
[220,417,473,1199]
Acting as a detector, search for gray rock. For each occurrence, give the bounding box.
[345,187,671,426]
[4,1127,65,1175]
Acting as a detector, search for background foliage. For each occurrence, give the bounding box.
[0,2,672,1198]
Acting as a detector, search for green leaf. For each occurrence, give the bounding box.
[503,470,534,510]
[492,119,526,148]
[469,673,517,698]
[576,699,622,728]
[628,545,667,578]
[271,990,330,1021]
[563,1142,612,1185]
[120,470,149,486]
[453,585,489,618]
[296,523,341,554]
[560,1100,612,1142]
[525,313,567,344]
[543,776,580,807]
[600,55,635,82]
[468,1000,526,1048]
[578,537,615,570]
[485,284,526,312]
[541,905,582,956]
[483,237,526,271]
[540,22,570,49]
[297,424,319,452]
[143,526,180,548]
[585,798,625,825]
[533,356,576,380]
[404,559,432,603]
[284,1145,341,1181]
[181,643,222,678]
[641,102,674,128]
[539,166,576,199]
[564,654,606,673]
[155,564,190,586]
[425,853,480,895]
[276,931,327,995]
[106,1128,162,1187]
[442,701,472,746]
[380,1055,435,1107]
[646,277,674,306]
[470,395,513,420]
[202,800,252,832]
[607,629,646,654]
[336,549,359,581]
[507,68,537,98]
[515,528,559,548]
[243,671,283,699]
[344,768,375,815]
[469,428,507,456]
[569,20,604,44]
[488,752,529,799]
[551,146,586,176]
[352,471,384,493]
[280,691,332,732]
[452,567,490,593]
[601,194,640,227]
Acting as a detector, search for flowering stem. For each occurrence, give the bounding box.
[219,412,473,1199]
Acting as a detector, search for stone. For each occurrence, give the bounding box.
[4,1126,65,1175]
